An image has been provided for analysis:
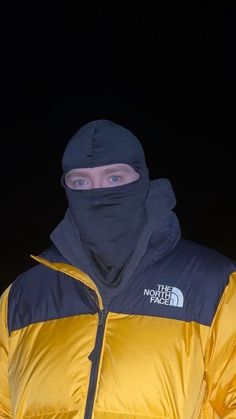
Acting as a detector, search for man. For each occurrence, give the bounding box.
[0,119,236,418]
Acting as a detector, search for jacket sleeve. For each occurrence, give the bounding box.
[204,271,236,418]
[0,287,13,418]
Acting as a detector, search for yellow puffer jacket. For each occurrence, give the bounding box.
[1,241,236,418]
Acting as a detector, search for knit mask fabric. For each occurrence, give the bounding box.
[62,119,150,272]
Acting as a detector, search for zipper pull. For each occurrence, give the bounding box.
[98,309,106,327]
[88,309,107,362]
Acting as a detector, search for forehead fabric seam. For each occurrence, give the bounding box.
[91,129,96,165]
[85,128,95,160]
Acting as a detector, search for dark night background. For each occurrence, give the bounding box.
[1,3,236,294]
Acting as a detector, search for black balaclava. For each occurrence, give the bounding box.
[62,119,150,284]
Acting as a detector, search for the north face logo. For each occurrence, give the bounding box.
[143,284,184,307]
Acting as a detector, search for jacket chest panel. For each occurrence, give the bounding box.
[9,314,98,418]
[8,312,209,419]
[94,313,209,419]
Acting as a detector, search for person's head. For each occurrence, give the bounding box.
[61,119,150,272]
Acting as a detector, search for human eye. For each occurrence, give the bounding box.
[106,172,126,186]
[75,178,88,187]
[110,174,122,184]
[65,174,90,190]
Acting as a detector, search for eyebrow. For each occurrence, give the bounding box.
[68,165,132,176]
[101,166,131,174]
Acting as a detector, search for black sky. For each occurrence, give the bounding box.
[1,3,236,293]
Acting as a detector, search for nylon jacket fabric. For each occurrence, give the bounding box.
[1,179,236,418]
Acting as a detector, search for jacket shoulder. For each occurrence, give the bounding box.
[149,239,236,325]
[176,239,236,278]
[9,245,66,298]
[7,247,92,333]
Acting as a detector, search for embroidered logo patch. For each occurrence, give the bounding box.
[143,284,184,307]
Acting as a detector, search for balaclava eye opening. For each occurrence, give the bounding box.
[62,119,150,284]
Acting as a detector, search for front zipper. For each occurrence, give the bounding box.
[84,308,108,419]
[30,256,106,419]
